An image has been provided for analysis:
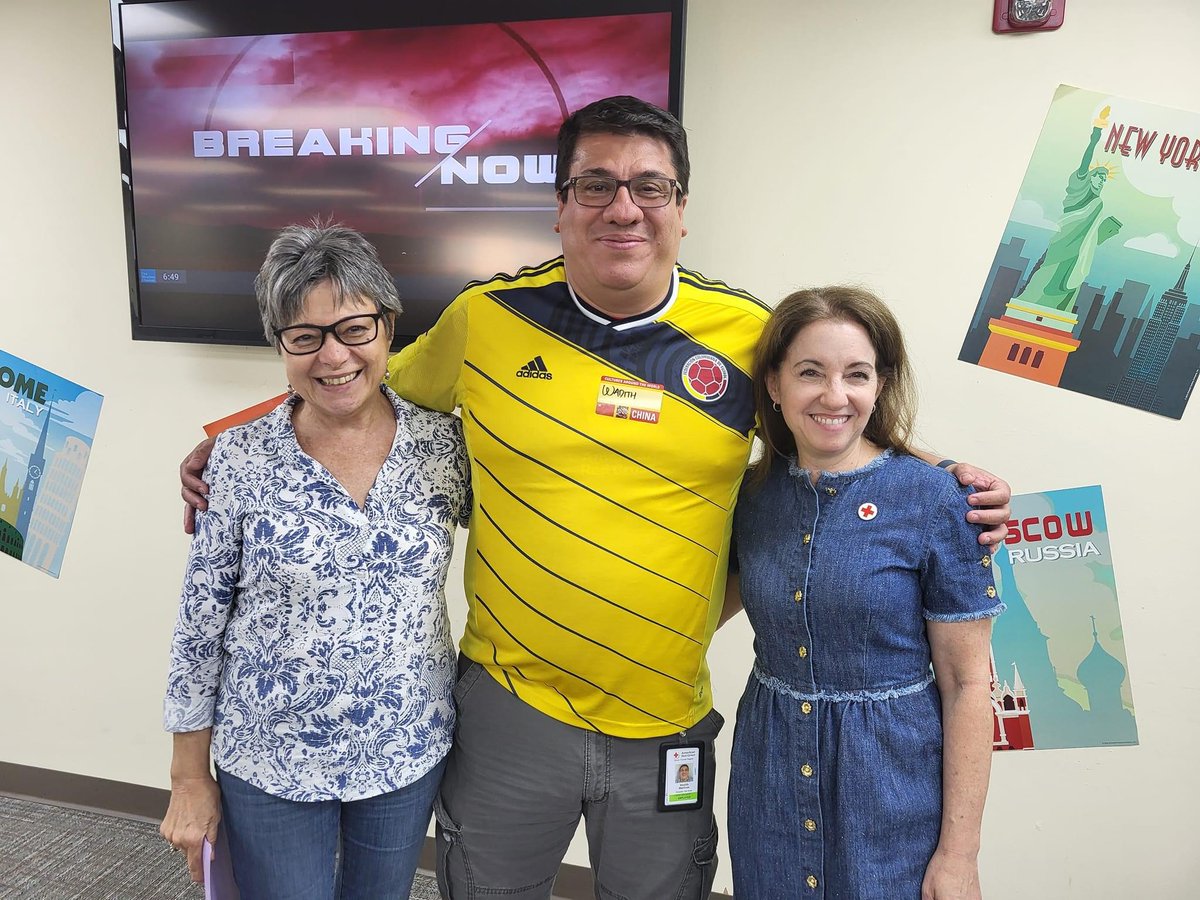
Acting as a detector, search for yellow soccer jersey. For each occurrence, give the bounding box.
[390,258,769,737]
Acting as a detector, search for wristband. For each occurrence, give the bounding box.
[935,459,957,470]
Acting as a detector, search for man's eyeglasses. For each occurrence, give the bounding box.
[274,313,384,356]
[560,175,680,209]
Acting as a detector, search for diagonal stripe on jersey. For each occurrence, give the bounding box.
[465,362,731,512]
[473,591,691,730]
[483,645,603,733]
[476,551,694,687]
[469,408,718,556]
[472,455,710,603]
[474,501,703,645]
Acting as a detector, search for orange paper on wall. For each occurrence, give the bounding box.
[202,393,288,438]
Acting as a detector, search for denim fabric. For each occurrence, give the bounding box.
[217,760,444,899]
[728,451,1001,899]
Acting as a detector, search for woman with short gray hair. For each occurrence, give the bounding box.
[160,222,470,899]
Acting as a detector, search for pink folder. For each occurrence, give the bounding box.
[202,831,241,900]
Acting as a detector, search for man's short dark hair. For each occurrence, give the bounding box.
[555,96,689,199]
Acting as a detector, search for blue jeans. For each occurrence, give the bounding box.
[216,759,445,900]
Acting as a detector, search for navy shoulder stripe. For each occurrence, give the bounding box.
[491,284,755,436]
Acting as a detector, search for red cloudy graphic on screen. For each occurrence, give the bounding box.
[124,16,672,223]
[121,13,673,335]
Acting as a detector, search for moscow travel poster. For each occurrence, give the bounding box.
[989,485,1137,752]
[960,84,1200,419]
[0,348,103,578]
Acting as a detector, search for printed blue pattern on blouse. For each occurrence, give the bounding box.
[164,387,471,802]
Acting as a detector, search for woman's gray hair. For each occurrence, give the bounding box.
[255,221,401,346]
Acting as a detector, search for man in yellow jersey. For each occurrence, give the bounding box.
[181,97,1011,899]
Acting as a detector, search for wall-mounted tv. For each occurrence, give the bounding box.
[113,0,687,347]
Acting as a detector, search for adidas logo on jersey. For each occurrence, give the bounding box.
[516,356,553,380]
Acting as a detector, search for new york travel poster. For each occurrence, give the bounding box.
[960,85,1200,418]
[0,349,103,577]
[989,485,1137,752]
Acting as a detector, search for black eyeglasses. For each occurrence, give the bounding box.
[274,313,384,355]
[560,175,680,209]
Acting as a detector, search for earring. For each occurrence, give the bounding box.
[383,366,391,384]
[286,383,295,395]
[772,401,781,412]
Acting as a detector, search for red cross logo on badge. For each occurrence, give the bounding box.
[858,503,878,521]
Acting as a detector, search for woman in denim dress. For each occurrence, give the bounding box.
[727,287,1002,899]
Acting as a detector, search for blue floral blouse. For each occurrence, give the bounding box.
[164,387,471,802]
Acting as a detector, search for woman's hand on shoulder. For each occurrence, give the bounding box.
[921,846,982,900]
[160,774,221,883]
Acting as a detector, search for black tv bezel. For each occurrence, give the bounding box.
[113,0,687,348]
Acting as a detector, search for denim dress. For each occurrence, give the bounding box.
[728,451,1002,899]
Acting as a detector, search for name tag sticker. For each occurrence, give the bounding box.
[595,376,664,424]
[658,741,704,811]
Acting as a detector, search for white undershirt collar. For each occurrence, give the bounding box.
[567,267,679,331]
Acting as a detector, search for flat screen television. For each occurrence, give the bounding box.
[113,0,687,347]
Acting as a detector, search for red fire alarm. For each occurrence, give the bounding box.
[993,0,1066,34]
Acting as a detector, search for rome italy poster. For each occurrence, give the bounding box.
[0,349,103,578]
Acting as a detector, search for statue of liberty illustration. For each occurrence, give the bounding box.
[1015,105,1122,313]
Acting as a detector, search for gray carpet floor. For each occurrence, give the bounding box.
[0,795,441,899]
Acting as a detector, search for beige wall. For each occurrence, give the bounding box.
[2,0,1197,895]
